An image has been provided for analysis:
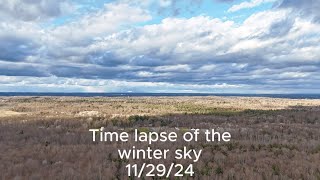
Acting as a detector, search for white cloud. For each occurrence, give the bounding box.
[51,3,151,44]
[279,72,310,78]
[198,65,216,71]
[228,0,275,13]
[0,76,244,93]
[154,65,191,72]
[90,9,320,67]
[159,0,173,7]
[137,71,154,77]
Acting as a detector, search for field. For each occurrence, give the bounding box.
[1,96,320,179]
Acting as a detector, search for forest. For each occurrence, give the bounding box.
[0,96,319,179]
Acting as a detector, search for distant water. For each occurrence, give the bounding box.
[0,92,320,99]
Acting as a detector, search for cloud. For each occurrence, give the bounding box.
[228,0,275,12]
[0,61,48,77]
[51,3,151,44]
[0,1,320,93]
[150,0,204,16]
[0,21,42,62]
[214,0,234,2]
[0,0,74,21]
[0,76,245,93]
[278,0,320,23]
[61,9,318,89]
[279,72,310,79]
[154,65,191,72]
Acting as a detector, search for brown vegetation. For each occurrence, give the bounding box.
[0,96,320,179]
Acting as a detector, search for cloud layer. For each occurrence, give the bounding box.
[0,0,319,93]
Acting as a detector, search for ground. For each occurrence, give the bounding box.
[0,96,320,179]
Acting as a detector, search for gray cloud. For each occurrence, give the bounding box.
[0,0,73,21]
[263,17,295,38]
[0,36,38,62]
[278,0,320,23]
[0,61,48,77]
[0,21,42,62]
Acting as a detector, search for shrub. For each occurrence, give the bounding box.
[272,164,280,176]
[215,166,223,175]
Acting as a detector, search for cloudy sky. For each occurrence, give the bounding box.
[0,0,319,93]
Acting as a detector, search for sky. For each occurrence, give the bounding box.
[0,0,319,93]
